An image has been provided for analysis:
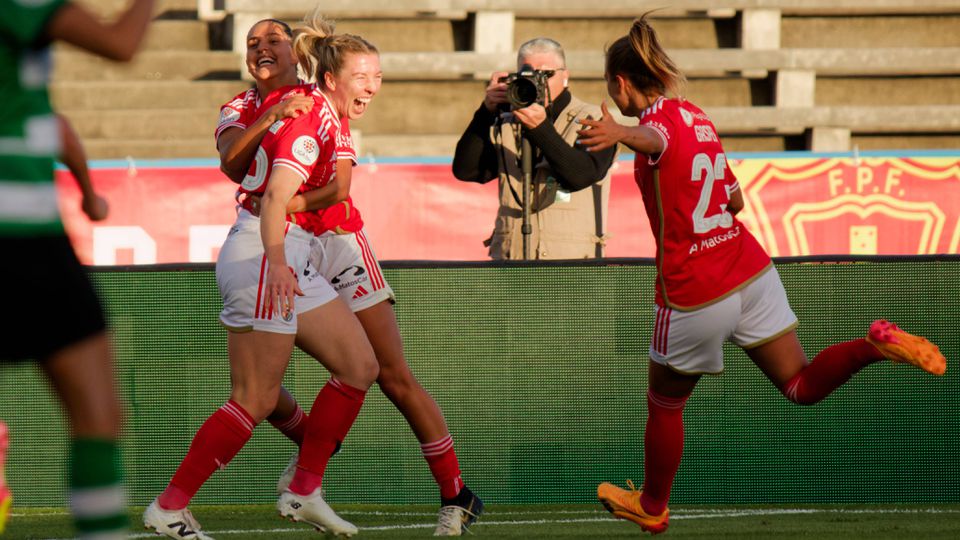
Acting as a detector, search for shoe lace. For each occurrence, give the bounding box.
[625,479,639,493]
[436,505,477,535]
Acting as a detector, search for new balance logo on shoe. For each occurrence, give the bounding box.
[352,286,369,300]
[168,521,196,537]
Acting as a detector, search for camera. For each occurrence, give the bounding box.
[498,64,554,109]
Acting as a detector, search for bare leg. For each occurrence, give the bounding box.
[356,301,449,443]
[743,330,809,388]
[228,330,296,422]
[41,332,127,536]
[41,332,121,439]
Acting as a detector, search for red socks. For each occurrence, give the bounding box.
[158,400,255,510]
[782,338,883,405]
[288,379,366,496]
[268,405,308,447]
[421,435,464,500]
[641,390,688,517]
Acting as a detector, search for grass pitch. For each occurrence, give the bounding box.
[7,503,960,539]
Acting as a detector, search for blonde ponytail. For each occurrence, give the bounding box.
[292,9,336,83]
[606,13,686,98]
[291,7,379,86]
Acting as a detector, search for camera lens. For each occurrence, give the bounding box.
[507,78,539,108]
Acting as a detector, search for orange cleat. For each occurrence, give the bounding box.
[597,480,669,534]
[866,320,946,375]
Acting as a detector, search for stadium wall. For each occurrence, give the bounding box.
[55,151,960,264]
[2,258,958,506]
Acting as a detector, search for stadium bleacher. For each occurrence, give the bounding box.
[55,0,960,158]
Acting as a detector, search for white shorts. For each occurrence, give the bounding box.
[649,266,798,375]
[308,228,395,312]
[216,210,338,334]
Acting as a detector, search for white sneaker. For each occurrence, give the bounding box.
[434,505,479,536]
[143,499,213,539]
[276,452,299,494]
[434,486,483,536]
[277,489,357,538]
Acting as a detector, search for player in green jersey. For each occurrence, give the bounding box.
[0,0,154,537]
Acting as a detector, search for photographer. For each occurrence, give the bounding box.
[453,38,617,260]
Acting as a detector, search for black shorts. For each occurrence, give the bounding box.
[1,235,106,362]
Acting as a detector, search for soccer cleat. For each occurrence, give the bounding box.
[434,485,484,536]
[0,422,10,535]
[597,480,669,534]
[276,452,298,495]
[866,320,946,375]
[142,499,213,539]
[278,489,357,538]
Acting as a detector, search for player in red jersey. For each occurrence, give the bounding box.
[225,12,484,536]
[211,17,321,483]
[143,17,384,540]
[577,15,947,535]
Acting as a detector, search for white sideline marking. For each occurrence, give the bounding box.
[38,507,960,539]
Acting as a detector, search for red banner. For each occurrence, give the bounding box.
[55,155,960,265]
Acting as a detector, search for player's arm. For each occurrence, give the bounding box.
[288,159,352,213]
[218,95,314,183]
[577,102,664,155]
[726,184,744,216]
[45,0,155,62]
[58,115,108,221]
[261,167,303,316]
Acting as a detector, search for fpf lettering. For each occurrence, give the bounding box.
[827,167,904,197]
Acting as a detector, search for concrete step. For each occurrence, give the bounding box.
[142,20,210,50]
[62,108,218,139]
[851,134,960,150]
[52,80,251,110]
[515,16,736,50]
[378,48,960,80]
[54,20,210,53]
[333,19,461,52]
[783,15,960,48]
[53,50,240,81]
[816,76,960,106]
[351,78,761,135]
[75,0,197,17]
[82,138,216,160]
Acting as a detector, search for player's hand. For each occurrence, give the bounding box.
[247,194,262,217]
[269,94,314,122]
[513,103,547,129]
[81,193,109,221]
[576,101,623,152]
[266,264,303,320]
[483,71,509,112]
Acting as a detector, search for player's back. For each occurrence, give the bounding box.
[634,98,769,309]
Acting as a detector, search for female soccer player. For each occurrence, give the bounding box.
[577,15,947,535]
[1,0,154,537]
[142,19,385,540]
[222,13,484,536]
[213,18,318,464]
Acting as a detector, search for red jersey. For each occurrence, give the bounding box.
[215,87,261,142]
[238,84,362,235]
[634,97,770,310]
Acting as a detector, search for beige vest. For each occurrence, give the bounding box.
[488,95,612,260]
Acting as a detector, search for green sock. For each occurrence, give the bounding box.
[70,438,128,537]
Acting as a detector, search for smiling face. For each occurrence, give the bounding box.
[245,21,298,84]
[323,52,382,120]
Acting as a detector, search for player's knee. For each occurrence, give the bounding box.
[377,365,418,401]
[336,352,379,389]
[231,387,280,423]
[779,381,821,406]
